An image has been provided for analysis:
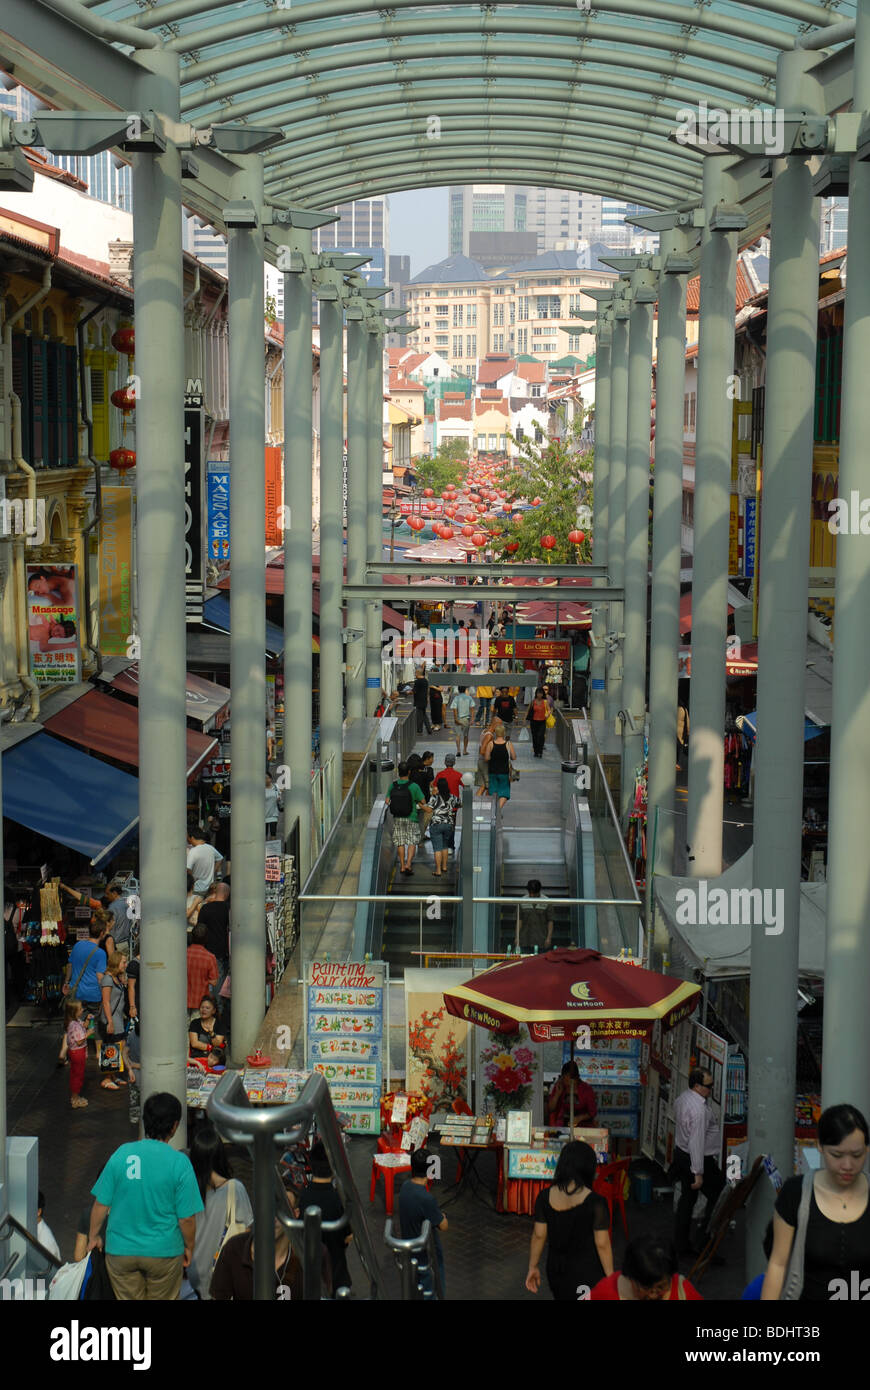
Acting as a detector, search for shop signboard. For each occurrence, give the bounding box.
[207,462,230,563]
[26,563,81,685]
[99,486,133,656]
[507,1147,559,1180]
[264,446,283,545]
[744,498,756,578]
[729,495,740,574]
[305,960,386,1133]
[184,387,206,623]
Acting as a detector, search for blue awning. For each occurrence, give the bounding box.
[2,731,139,867]
[202,593,284,658]
[741,710,825,743]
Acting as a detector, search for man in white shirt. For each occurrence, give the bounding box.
[450,686,476,755]
[671,1068,726,1257]
[186,828,223,895]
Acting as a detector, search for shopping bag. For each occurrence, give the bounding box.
[517,725,530,744]
[48,1257,90,1301]
[100,1041,122,1073]
[80,1248,116,1301]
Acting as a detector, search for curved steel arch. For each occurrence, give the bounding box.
[268,132,700,189]
[179,40,774,118]
[188,64,751,134]
[177,17,778,89]
[279,155,692,207]
[272,112,705,176]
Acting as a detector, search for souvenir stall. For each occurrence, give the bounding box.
[442,948,702,1215]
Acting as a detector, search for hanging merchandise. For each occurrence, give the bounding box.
[109,323,137,468]
[724,717,753,797]
[626,757,648,889]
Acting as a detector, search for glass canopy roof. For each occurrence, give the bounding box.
[65,1,860,209]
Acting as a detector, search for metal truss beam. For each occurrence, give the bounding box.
[369,562,609,579]
[345,584,623,601]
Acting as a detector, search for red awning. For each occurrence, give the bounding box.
[43,689,218,782]
[109,664,230,729]
[679,591,735,634]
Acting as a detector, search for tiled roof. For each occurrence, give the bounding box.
[476,355,516,384]
[474,398,509,418]
[438,399,473,421]
[388,368,425,391]
[410,253,489,284]
[686,261,755,314]
[516,360,546,382]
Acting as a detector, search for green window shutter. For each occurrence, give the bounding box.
[31,338,49,465]
[11,333,33,463]
[88,350,110,459]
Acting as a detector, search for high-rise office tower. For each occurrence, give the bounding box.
[311,197,389,322]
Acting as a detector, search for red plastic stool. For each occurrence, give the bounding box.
[593,1158,631,1239]
[369,1153,411,1214]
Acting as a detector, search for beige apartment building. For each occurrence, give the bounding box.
[405,250,617,379]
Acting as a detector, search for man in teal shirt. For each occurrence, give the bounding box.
[89,1091,203,1300]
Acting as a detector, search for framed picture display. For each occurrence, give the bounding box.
[506,1110,532,1145]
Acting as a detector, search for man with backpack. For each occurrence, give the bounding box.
[387,761,430,876]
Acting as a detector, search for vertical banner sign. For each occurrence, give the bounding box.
[743,497,756,579]
[184,383,205,622]
[207,462,230,563]
[305,960,385,1133]
[728,494,740,575]
[26,563,81,685]
[342,450,348,528]
[99,486,133,655]
[264,446,283,545]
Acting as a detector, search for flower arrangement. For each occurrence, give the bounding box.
[480,1027,536,1114]
[407,1006,468,1109]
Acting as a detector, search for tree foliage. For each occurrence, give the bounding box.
[493,418,593,564]
[412,443,467,495]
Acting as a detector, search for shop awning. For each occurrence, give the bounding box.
[653,848,826,979]
[2,731,139,868]
[42,689,218,781]
[740,709,825,742]
[108,663,231,729]
[201,594,285,657]
[679,585,748,634]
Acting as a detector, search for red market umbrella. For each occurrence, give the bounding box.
[442,948,700,1043]
[443,948,700,1130]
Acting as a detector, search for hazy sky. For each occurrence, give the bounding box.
[390,186,449,276]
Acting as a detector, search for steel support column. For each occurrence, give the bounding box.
[647,233,689,958]
[365,326,384,714]
[606,299,629,721]
[746,50,824,1276]
[228,155,267,1062]
[345,312,367,718]
[686,160,743,877]
[282,242,314,882]
[621,279,655,820]
[590,316,611,719]
[316,283,345,815]
[133,50,188,1134]
[823,2,870,1120]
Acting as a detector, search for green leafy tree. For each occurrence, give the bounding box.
[412,443,466,496]
[493,418,593,564]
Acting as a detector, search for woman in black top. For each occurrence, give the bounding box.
[762,1103,870,1300]
[188,995,228,1066]
[526,1141,613,1300]
[429,683,444,730]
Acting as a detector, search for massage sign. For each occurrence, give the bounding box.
[304,960,387,1133]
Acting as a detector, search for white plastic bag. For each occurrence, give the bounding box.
[48,1256,90,1301]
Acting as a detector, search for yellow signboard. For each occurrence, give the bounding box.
[100,486,133,655]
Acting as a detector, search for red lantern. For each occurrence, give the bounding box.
[531,497,542,507]
[423,487,434,497]
[444,505,456,517]
[461,524,475,537]
[111,325,135,356]
[111,384,137,411]
[408,515,425,532]
[425,500,437,512]
[441,525,454,540]
[505,541,520,553]
[540,535,557,549]
[568,529,586,545]
[109,447,136,472]
[472,531,488,548]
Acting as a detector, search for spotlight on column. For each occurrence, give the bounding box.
[223,199,259,229]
